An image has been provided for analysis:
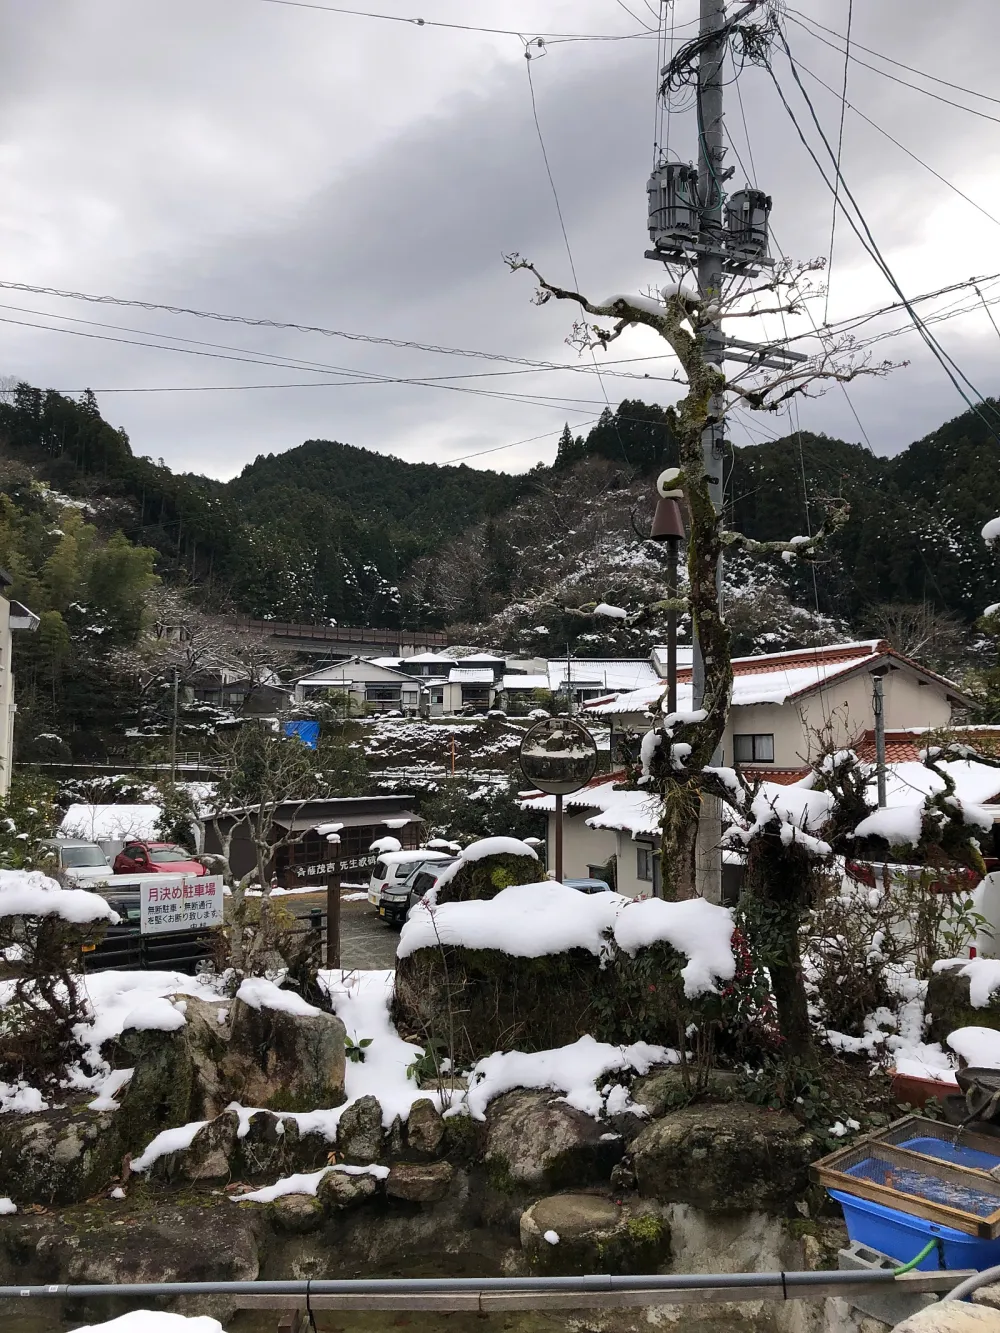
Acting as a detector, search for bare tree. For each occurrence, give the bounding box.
[862,602,969,671]
[506,254,896,898]
[201,722,333,974]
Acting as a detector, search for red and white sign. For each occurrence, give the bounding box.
[140,875,224,934]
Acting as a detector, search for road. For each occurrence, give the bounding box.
[282,888,399,971]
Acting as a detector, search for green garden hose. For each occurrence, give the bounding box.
[892,1239,938,1275]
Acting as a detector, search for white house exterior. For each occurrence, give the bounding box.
[586,640,969,780]
[293,657,423,715]
[521,639,983,901]
[0,569,39,797]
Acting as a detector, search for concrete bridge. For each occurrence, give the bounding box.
[234,618,449,659]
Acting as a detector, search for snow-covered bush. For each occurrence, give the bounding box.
[393,880,737,1064]
[0,870,117,1083]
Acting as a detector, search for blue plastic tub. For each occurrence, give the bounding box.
[901,1136,1000,1173]
[829,1188,1000,1270]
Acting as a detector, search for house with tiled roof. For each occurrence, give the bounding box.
[585,639,975,783]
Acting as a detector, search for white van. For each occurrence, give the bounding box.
[367,849,454,908]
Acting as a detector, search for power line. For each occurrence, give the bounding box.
[609,0,656,34]
[784,10,1000,127]
[0,311,614,413]
[786,8,1000,109]
[249,0,660,42]
[767,32,1000,441]
[794,57,1000,234]
[0,278,675,379]
[823,0,851,325]
[523,46,633,467]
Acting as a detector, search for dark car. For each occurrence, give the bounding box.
[81,889,214,975]
[563,877,613,894]
[113,841,208,876]
[379,859,459,928]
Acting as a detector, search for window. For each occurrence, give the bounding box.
[733,733,775,764]
[365,685,401,702]
[636,845,661,894]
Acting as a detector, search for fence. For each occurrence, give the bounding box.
[81,908,328,975]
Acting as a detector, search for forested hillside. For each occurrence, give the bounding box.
[2,382,999,645]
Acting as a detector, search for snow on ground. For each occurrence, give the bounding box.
[72,1313,226,1333]
[0,1197,16,1215]
[465,1035,676,1120]
[231,1162,389,1204]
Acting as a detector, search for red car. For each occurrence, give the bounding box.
[113,841,208,876]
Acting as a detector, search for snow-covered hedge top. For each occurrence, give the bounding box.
[983,516,1000,549]
[236,976,323,1018]
[369,835,402,855]
[398,881,736,998]
[614,897,736,997]
[0,869,119,924]
[431,836,538,893]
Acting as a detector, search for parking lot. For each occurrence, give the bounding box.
[282,888,400,971]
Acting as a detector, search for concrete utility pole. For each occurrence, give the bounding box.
[691,0,729,905]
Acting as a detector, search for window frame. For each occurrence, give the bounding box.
[733,732,775,764]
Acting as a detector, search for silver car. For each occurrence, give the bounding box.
[39,838,113,885]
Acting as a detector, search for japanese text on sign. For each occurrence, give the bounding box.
[140,875,225,934]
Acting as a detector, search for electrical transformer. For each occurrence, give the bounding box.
[646,161,699,251]
[724,188,772,262]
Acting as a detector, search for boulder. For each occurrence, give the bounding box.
[172,1110,240,1184]
[631,1067,738,1118]
[893,1303,1000,1332]
[407,1098,445,1159]
[519,1192,669,1276]
[114,996,230,1153]
[386,1161,453,1204]
[317,1168,380,1211]
[223,994,346,1112]
[0,1103,122,1205]
[926,964,1000,1044]
[268,1193,326,1234]
[234,1111,328,1181]
[14,1199,262,1287]
[337,1095,384,1165]
[484,1090,623,1191]
[632,1102,814,1214]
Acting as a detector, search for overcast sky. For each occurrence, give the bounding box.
[2,0,1000,479]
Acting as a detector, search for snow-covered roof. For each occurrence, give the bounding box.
[548,659,658,693]
[448,668,495,685]
[503,674,550,691]
[60,803,162,842]
[522,758,1000,844]
[457,652,506,663]
[296,658,420,686]
[585,640,963,716]
[521,775,662,838]
[368,656,402,669]
[406,651,458,664]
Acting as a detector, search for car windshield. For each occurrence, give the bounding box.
[61,846,108,868]
[148,848,193,864]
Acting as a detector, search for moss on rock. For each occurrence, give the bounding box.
[519,1193,669,1276]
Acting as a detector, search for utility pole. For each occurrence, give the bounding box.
[647,0,796,900]
[170,668,179,785]
[690,0,728,905]
[872,669,888,808]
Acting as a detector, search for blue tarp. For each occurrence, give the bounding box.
[283,720,320,749]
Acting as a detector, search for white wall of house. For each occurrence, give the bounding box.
[542,814,654,899]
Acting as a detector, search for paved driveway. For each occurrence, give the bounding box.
[282,889,399,971]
